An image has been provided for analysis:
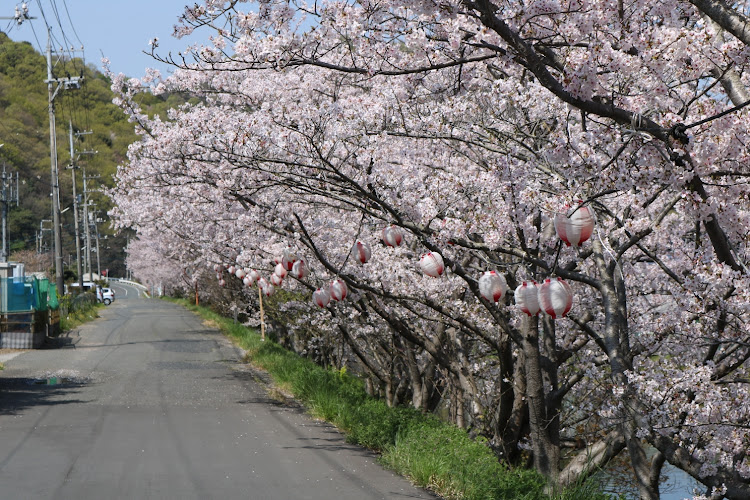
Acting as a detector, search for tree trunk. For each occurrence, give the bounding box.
[521,314,561,487]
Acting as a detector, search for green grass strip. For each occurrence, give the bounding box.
[170,298,610,500]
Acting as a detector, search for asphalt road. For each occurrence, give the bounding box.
[0,283,435,500]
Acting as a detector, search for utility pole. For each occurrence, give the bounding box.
[0,165,19,262]
[94,211,102,278]
[37,220,52,255]
[46,28,82,293]
[67,121,83,290]
[82,170,99,279]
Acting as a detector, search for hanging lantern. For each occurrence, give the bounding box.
[419,252,444,277]
[227,265,236,275]
[243,276,252,287]
[292,259,308,279]
[554,201,595,247]
[354,241,371,264]
[213,263,221,273]
[538,278,573,319]
[218,278,226,287]
[313,288,331,308]
[382,225,404,247]
[235,268,246,279]
[282,247,297,271]
[330,279,348,301]
[478,271,507,302]
[274,262,287,279]
[258,278,274,297]
[270,273,283,286]
[248,269,261,283]
[515,281,541,316]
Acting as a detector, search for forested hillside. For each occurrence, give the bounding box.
[0,32,175,278]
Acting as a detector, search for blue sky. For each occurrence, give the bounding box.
[4,1,205,78]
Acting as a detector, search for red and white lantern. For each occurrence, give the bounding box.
[554,201,595,247]
[382,225,404,247]
[419,252,444,277]
[291,259,308,279]
[258,278,274,296]
[478,271,507,302]
[538,278,573,319]
[218,278,226,287]
[330,279,348,301]
[354,241,371,264]
[515,281,541,316]
[313,288,331,308]
[248,269,261,283]
[282,248,297,271]
[270,273,283,287]
[235,268,246,279]
[274,262,287,279]
[213,263,221,273]
[243,276,253,287]
[227,265,236,275]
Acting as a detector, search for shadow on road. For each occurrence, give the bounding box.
[0,377,87,416]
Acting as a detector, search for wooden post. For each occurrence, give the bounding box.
[258,285,265,341]
[195,282,199,306]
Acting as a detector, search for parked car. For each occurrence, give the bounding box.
[99,287,115,305]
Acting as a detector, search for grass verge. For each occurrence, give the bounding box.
[170,297,610,500]
[59,294,102,332]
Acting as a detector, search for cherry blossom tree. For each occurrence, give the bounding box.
[109,1,750,498]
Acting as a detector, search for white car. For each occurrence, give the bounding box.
[98,287,115,305]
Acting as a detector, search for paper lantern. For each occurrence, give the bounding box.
[382,225,404,247]
[227,265,236,275]
[213,263,221,272]
[282,247,297,271]
[258,278,274,297]
[248,269,261,282]
[330,279,348,301]
[313,288,331,308]
[538,278,573,319]
[515,281,540,316]
[271,273,283,286]
[218,279,226,287]
[274,262,287,279]
[554,201,595,247]
[292,259,308,279]
[354,241,371,264]
[478,271,507,302]
[419,252,444,277]
[243,276,252,287]
[235,268,246,279]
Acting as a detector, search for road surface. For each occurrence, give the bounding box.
[0,282,435,499]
